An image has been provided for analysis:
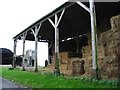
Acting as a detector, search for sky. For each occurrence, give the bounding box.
[0,0,67,66]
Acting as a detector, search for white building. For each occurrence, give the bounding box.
[25,49,35,67]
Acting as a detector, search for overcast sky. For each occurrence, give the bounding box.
[0,0,67,66]
[0,0,67,51]
[0,0,119,51]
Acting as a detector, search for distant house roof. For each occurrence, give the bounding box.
[13,1,120,43]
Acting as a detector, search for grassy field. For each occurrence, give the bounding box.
[0,67,119,88]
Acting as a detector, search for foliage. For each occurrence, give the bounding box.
[0,67,118,88]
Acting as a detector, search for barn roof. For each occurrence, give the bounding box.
[13,1,120,43]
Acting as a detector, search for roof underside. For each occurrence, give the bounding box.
[14,2,120,43]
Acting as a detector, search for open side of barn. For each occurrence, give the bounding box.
[13,1,120,80]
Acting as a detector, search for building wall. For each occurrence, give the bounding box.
[25,49,35,67]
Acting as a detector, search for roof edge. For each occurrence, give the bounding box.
[13,2,75,40]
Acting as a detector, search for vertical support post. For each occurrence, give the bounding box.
[48,10,65,76]
[48,43,50,64]
[31,23,41,72]
[22,32,27,71]
[89,0,99,79]
[35,36,38,72]
[54,14,60,76]
[22,38,26,71]
[54,27,60,75]
[13,39,17,68]
[76,34,79,53]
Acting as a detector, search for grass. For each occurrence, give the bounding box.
[0,67,119,88]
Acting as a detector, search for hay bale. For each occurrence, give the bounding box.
[82,45,92,58]
[100,16,120,57]
[60,64,68,70]
[60,52,69,64]
[46,14,120,79]
[110,14,120,30]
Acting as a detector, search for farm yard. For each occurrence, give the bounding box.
[1,1,120,89]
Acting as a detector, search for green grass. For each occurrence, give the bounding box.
[0,67,118,88]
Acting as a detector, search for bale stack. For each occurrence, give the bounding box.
[45,14,120,80]
[60,54,86,76]
[82,45,105,77]
[82,57,92,77]
[81,14,120,79]
[82,45,92,59]
[59,52,69,64]
[110,14,120,30]
[72,58,85,76]
[59,64,68,75]
[100,30,120,57]
[44,63,55,72]
[59,52,72,75]
[81,38,92,77]
[99,14,120,79]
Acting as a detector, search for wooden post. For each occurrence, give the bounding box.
[48,42,50,64]
[22,40,25,71]
[31,23,41,72]
[35,36,38,72]
[13,39,17,68]
[89,0,99,79]
[48,10,65,76]
[76,34,79,53]
[54,27,60,76]
[22,32,27,71]
[70,0,99,79]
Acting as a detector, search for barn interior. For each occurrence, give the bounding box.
[45,2,120,63]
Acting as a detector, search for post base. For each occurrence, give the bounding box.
[54,69,60,76]
[91,69,101,80]
[22,67,26,71]
[35,68,38,72]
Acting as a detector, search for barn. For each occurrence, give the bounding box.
[13,0,120,80]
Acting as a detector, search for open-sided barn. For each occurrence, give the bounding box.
[13,0,120,80]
